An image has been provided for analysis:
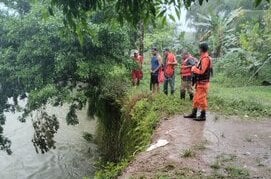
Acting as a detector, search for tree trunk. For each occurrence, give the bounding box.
[138,21,144,56]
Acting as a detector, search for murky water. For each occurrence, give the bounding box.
[0,99,97,179]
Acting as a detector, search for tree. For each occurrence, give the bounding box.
[195,8,243,57]
[0,2,132,158]
[47,0,269,28]
[186,0,269,36]
[1,0,31,14]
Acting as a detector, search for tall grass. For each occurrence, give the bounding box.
[209,82,271,117]
[95,54,271,178]
[95,93,191,178]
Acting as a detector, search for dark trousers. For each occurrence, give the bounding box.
[163,75,175,95]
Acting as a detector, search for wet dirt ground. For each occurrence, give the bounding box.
[120,113,271,179]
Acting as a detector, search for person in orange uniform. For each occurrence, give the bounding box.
[180,51,198,100]
[184,43,212,121]
[131,50,144,86]
[163,48,178,95]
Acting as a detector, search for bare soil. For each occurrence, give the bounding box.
[120,113,271,179]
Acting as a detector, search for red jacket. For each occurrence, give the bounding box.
[164,53,177,77]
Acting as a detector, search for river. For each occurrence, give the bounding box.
[0,98,97,179]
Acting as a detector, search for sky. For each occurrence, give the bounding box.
[0,2,10,11]
[0,2,16,15]
[168,5,195,32]
[176,7,191,31]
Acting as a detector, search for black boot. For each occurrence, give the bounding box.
[193,110,206,121]
[184,108,197,118]
[189,93,194,101]
[180,90,185,99]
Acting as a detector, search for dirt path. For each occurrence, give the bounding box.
[120,113,271,179]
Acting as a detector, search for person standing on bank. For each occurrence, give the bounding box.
[150,48,162,93]
[184,43,213,121]
[180,51,198,100]
[163,48,178,95]
[131,50,144,86]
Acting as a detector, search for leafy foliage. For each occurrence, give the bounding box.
[47,0,270,31]
[1,0,31,14]
[32,111,59,154]
[195,8,243,57]
[0,2,132,154]
[144,22,176,51]
[185,0,271,83]
[96,93,191,178]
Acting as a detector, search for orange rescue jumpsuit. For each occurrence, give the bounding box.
[191,52,212,110]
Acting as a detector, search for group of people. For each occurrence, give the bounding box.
[131,43,212,121]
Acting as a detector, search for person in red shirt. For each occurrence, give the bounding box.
[180,51,198,100]
[131,50,144,86]
[184,43,212,121]
[163,48,178,95]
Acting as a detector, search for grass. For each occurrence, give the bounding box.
[209,153,249,178]
[121,93,191,157]
[131,58,271,118]
[218,154,237,163]
[95,57,270,178]
[129,168,203,179]
[244,136,253,142]
[129,56,271,118]
[210,161,221,170]
[225,166,250,178]
[182,148,196,158]
[209,82,271,118]
[95,93,191,178]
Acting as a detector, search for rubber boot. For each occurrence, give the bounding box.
[189,93,194,101]
[180,90,185,99]
[184,108,197,118]
[193,110,206,121]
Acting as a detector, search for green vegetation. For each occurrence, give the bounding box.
[193,140,208,151]
[0,0,271,178]
[181,148,196,158]
[96,93,191,178]
[225,166,250,178]
[0,1,133,155]
[209,83,271,117]
[210,161,221,170]
[83,132,94,142]
[47,0,269,27]
[209,153,250,178]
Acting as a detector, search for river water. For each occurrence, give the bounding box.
[0,98,97,179]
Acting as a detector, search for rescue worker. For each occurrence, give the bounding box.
[150,48,162,93]
[184,43,212,121]
[163,48,178,95]
[180,51,198,100]
[131,50,144,86]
